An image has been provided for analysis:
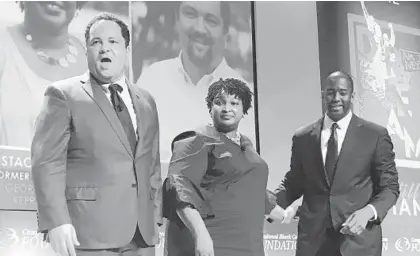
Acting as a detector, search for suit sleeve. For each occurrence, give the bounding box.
[31,85,72,233]
[149,96,163,226]
[369,128,400,223]
[265,190,277,214]
[275,134,305,209]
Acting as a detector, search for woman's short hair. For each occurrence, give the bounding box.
[205,78,253,115]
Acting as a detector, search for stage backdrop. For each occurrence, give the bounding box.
[318,1,420,255]
[256,2,322,255]
[348,11,420,255]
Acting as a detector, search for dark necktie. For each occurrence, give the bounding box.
[108,84,137,153]
[325,122,338,183]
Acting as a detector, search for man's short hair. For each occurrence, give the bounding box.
[324,71,354,93]
[85,12,130,47]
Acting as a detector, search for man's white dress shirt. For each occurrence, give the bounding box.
[99,76,137,135]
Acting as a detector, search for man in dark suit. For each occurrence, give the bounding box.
[275,71,400,256]
[31,13,162,256]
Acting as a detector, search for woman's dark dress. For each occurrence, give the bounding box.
[163,125,275,256]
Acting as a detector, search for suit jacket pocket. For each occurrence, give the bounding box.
[66,187,97,201]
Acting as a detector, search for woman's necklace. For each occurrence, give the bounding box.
[225,131,241,145]
[25,33,79,68]
[209,123,241,145]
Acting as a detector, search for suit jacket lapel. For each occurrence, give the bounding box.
[310,118,331,188]
[126,79,143,157]
[331,115,362,186]
[127,82,150,158]
[80,72,134,159]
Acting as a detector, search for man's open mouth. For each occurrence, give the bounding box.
[100,57,112,63]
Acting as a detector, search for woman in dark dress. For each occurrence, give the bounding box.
[162,78,285,256]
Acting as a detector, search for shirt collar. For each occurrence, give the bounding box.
[323,110,353,130]
[176,51,229,85]
[99,76,127,92]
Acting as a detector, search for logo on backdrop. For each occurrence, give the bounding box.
[0,228,49,250]
[395,237,420,252]
[264,233,297,252]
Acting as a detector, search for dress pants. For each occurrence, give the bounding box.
[76,227,155,256]
[315,227,342,256]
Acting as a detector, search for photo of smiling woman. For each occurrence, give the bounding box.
[162,78,282,256]
[0,1,88,148]
[0,1,129,149]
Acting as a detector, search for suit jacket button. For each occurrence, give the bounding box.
[131,182,137,188]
